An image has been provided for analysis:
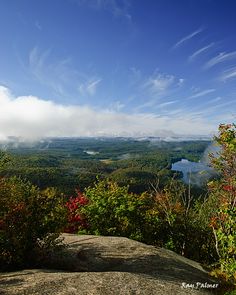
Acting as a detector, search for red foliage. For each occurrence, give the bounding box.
[223,185,234,192]
[64,190,89,233]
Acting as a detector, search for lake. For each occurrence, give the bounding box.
[171,159,214,185]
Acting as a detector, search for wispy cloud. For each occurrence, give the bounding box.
[188,97,235,117]
[135,99,178,113]
[188,42,214,62]
[76,0,132,20]
[144,72,184,94]
[187,97,222,114]
[29,47,51,72]
[28,47,73,96]
[134,99,157,112]
[208,97,221,103]
[189,89,215,99]
[159,100,178,108]
[204,51,236,69]
[136,72,184,112]
[172,27,204,49]
[219,66,236,82]
[144,73,175,93]
[79,78,102,96]
[28,46,102,99]
[201,100,236,113]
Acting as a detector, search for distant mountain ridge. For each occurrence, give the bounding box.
[0,135,212,146]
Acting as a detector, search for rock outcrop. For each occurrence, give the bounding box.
[0,234,220,295]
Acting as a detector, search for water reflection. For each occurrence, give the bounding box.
[171,159,214,186]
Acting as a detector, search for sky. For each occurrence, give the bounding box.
[0,0,236,139]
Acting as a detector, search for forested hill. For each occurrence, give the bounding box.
[0,137,210,195]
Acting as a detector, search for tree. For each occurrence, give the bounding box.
[151,177,217,263]
[208,123,236,282]
[110,168,157,193]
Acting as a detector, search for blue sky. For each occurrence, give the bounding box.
[0,0,236,139]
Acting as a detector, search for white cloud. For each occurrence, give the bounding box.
[0,86,215,140]
[189,89,215,99]
[188,43,214,62]
[173,27,204,49]
[204,51,236,69]
[219,66,236,82]
[79,79,102,96]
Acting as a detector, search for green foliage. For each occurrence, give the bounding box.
[208,123,236,283]
[0,138,210,195]
[224,290,236,295]
[79,179,159,242]
[0,176,67,270]
[74,178,216,264]
[110,168,158,193]
[0,151,12,170]
[0,138,216,269]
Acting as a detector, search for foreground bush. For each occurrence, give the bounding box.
[0,176,67,270]
[64,189,89,233]
[76,180,159,242]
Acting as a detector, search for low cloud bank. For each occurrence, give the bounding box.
[0,86,214,140]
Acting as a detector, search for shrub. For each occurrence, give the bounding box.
[78,179,159,242]
[64,189,89,233]
[0,176,67,270]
